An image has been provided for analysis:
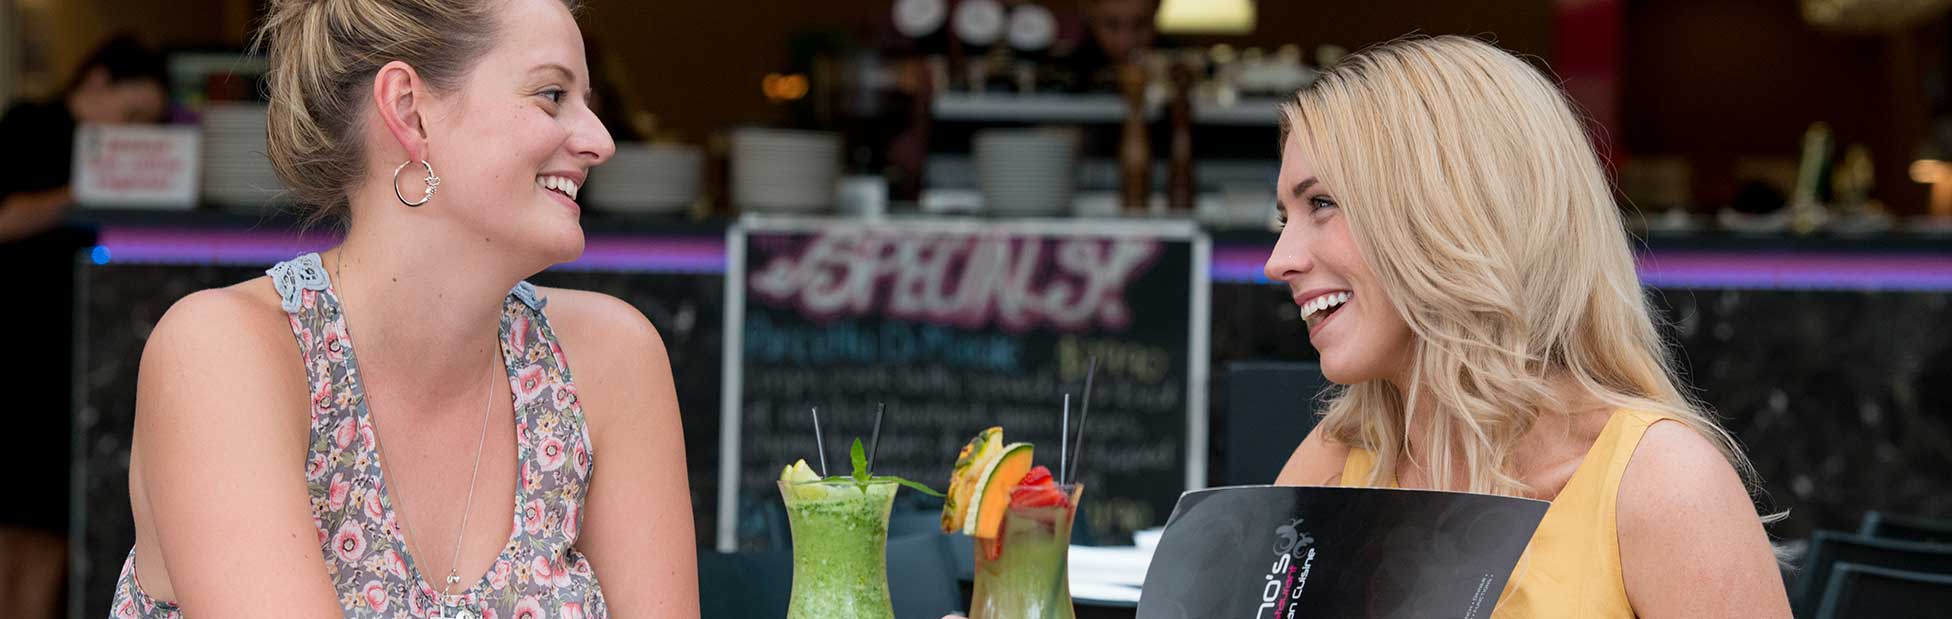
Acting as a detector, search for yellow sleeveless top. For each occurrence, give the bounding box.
[1340,409,1674,619]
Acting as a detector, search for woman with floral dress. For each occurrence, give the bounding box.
[111,0,697,617]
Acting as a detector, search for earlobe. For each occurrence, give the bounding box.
[370,61,429,163]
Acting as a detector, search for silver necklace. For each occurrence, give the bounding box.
[336,253,496,619]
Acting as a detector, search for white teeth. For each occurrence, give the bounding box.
[1301,292,1352,323]
[537,176,580,200]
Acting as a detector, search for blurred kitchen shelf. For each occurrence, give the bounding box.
[932,92,1284,126]
[934,93,1129,123]
[925,155,1279,193]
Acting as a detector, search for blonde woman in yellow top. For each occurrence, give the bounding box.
[1267,36,1788,617]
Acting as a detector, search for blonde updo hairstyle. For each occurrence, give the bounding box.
[252,0,581,222]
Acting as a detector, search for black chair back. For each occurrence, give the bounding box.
[1815,562,1952,619]
[888,533,966,618]
[697,549,792,618]
[1791,530,1952,618]
[1861,511,1952,545]
[1224,361,1330,486]
[890,508,947,539]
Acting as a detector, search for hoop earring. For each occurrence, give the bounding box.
[392,159,441,207]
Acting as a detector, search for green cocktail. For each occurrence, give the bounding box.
[778,478,899,619]
[969,483,1083,619]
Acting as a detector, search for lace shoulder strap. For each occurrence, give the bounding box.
[266,253,330,313]
[511,280,547,312]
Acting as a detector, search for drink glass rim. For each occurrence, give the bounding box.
[1015,481,1085,495]
[776,478,902,487]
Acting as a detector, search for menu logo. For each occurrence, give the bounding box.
[748,229,1163,333]
[1256,517,1317,619]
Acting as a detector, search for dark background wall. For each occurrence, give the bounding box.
[1621,0,1938,213]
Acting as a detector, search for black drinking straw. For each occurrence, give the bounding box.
[810,406,828,477]
[867,402,886,474]
[1060,394,1071,487]
[1067,356,1099,485]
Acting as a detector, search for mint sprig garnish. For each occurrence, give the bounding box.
[834,438,944,497]
[851,438,872,483]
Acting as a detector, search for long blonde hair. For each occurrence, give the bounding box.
[1279,35,1763,500]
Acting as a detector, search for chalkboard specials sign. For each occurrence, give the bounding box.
[717,216,1211,551]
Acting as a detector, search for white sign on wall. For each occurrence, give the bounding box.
[72,125,201,209]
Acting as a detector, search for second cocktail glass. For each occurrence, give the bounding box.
[969,483,1084,619]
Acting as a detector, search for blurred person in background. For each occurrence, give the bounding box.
[0,33,166,619]
[0,34,167,241]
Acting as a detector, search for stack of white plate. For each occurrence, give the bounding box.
[585,143,701,214]
[974,128,1076,216]
[730,128,841,213]
[200,103,286,211]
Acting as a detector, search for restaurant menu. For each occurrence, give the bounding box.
[1137,485,1548,619]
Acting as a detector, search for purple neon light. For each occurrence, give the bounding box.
[1634,252,1952,290]
[94,228,728,274]
[1213,244,1952,290]
[95,228,1952,290]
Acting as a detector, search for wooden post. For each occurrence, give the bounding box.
[0,0,14,104]
[1118,62,1151,213]
[1166,60,1195,212]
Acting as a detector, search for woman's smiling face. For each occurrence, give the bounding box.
[1263,133,1415,386]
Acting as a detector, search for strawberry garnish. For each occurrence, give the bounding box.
[1010,465,1069,509]
[1019,466,1054,487]
[1014,487,1067,508]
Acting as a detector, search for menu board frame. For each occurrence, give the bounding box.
[715,214,1211,551]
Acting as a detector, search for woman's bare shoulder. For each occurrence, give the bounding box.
[1616,419,1788,615]
[130,278,339,614]
[525,287,671,424]
[148,277,297,356]
[1275,424,1350,486]
[532,286,661,348]
[138,277,309,427]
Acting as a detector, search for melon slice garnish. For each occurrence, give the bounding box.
[941,427,1005,533]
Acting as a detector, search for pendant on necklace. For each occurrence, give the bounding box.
[437,574,470,619]
[437,602,475,619]
[436,587,473,619]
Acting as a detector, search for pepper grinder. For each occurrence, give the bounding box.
[1119,62,1151,213]
[1167,59,1196,212]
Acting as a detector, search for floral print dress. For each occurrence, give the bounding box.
[112,253,607,619]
